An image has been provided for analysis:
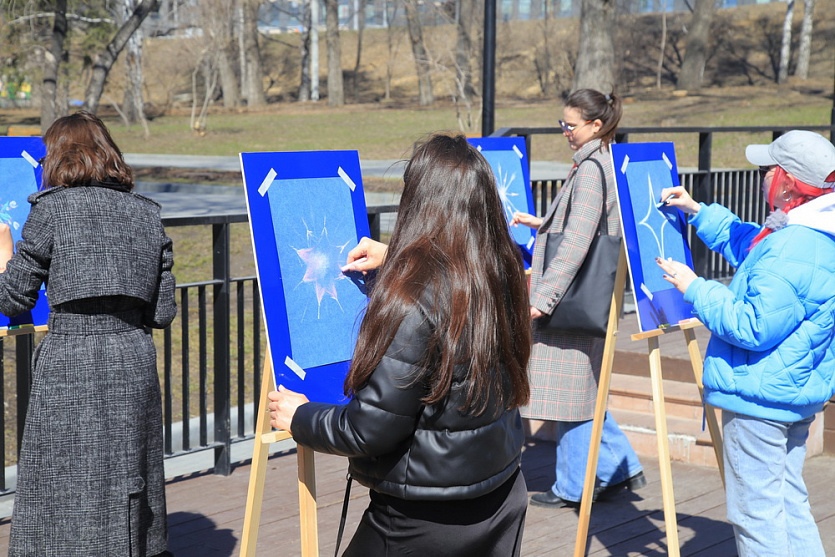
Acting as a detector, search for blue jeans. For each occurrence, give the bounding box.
[552,411,642,502]
[722,410,824,557]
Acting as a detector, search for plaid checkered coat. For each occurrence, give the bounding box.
[521,139,621,422]
[0,184,176,557]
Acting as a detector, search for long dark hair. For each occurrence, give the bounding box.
[345,133,531,414]
[41,111,134,189]
[565,89,622,149]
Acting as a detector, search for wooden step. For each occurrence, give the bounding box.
[608,407,721,469]
[524,373,722,468]
[608,374,721,468]
[608,372,706,421]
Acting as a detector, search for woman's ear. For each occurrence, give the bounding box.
[591,119,603,135]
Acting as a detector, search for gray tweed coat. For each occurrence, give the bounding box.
[521,139,621,422]
[0,184,176,557]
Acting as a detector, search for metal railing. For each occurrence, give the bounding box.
[2,125,831,493]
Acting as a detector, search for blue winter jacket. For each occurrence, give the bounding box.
[683,194,835,422]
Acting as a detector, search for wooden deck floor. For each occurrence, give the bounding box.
[1,440,832,556]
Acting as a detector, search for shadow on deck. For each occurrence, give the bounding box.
[3,438,832,556]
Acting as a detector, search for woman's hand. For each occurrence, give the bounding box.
[656,257,698,294]
[530,306,545,320]
[510,212,543,230]
[0,223,13,273]
[341,237,388,274]
[267,385,310,433]
[658,186,700,215]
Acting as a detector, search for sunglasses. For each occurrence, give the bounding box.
[558,119,591,134]
[758,165,776,179]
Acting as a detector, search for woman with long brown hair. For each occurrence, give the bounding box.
[0,111,176,556]
[269,132,531,555]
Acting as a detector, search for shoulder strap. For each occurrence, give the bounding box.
[551,155,608,235]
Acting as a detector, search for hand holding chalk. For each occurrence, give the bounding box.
[657,187,701,215]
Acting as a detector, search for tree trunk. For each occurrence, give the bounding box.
[383,1,401,101]
[656,12,666,90]
[41,0,68,132]
[677,0,715,91]
[351,0,367,102]
[242,0,266,107]
[310,0,320,101]
[795,0,814,79]
[121,0,149,137]
[404,0,434,106]
[325,0,344,106]
[237,0,247,100]
[83,0,159,114]
[455,0,476,101]
[217,47,240,107]
[777,0,795,83]
[298,0,312,101]
[572,0,616,93]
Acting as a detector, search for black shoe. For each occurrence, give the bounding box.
[593,471,647,501]
[530,490,580,509]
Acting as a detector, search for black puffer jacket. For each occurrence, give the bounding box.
[291,300,524,501]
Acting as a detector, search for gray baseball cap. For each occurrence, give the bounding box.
[745,130,835,189]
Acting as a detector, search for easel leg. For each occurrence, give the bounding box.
[647,336,681,556]
[240,353,276,557]
[240,352,318,557]
[574,246,628,557]
[682,327,725,486]
[298,446,320,556]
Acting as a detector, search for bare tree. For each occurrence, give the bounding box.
[795,0,815,79]
[777,0,794,83]
[241,0,266,106]
[191,54,218,134]
[83,0,159,114]
[656,11,667,89]
[325,0,343,105]
[298,0,312,101]
[677,0,715,90]
[121,0,150,136]
[310,0,320,100]
[382,0,403,100]
[454,0,476,101]
[41,0,68,131]
[573,0,616,93]
[197,0,240,108]
[404,0,433,105]
[351,0,367,102]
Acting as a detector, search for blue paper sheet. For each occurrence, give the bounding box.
[612,142,694,332]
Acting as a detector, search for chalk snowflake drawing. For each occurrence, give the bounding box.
[636,173,672,259]
[495,163,522,223]
[292,217,351,319]
[0,199,21,230]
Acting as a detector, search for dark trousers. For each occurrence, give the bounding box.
[343,469,527,556]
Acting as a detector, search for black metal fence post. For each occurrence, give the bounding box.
[15,335,33,457]
[212,222,232,476]
[692,132,713,278]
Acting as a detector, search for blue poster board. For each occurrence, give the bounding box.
[241,151,370,404]
[611,142,694,332]
[467,137,535,268]
[0,137,49,328]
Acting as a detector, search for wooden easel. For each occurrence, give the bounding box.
[0,324,48,337]
[573,245,724,557]
[240,350,320,557]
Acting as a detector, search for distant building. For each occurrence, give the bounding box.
[258,0,782,33]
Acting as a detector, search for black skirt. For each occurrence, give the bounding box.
[343,468,527,556]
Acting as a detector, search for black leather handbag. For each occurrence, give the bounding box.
[538,158,619,338]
